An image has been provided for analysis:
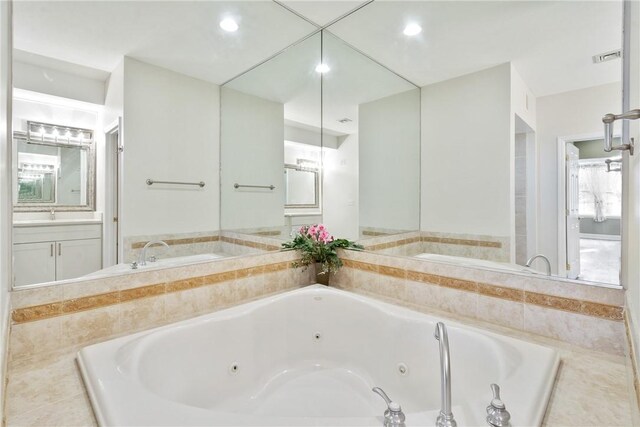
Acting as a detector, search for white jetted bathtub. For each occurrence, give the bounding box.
[78,285,559,426]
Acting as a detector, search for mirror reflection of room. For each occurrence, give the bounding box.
[9,0,626,290]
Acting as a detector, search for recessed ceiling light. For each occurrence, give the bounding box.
[403,23,422,36]
[220,18,239,32]
[315,63,330,73]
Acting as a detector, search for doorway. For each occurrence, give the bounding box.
[560,137,622,285]
[104,119,122,267]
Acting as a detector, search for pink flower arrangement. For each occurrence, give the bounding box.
[282,224,363,283]
[299,224,334,244]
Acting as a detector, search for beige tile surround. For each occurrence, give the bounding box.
[332,249,626,355]
[362,231,511,261]
[5,290,634,427]
[123,230,282,263]
[4,244,633,426]
[8,249,312,363]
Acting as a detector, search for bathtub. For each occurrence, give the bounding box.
[81,253,225,279]
[415,253,545,276]
[78,285,559,426]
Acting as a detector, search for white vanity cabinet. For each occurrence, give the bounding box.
[13,222,102,286]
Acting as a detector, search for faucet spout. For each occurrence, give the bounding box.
[138,240,169,266]
[525,254,551,276]
[435,322,456,427]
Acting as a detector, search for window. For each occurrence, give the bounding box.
[578,160,621,218]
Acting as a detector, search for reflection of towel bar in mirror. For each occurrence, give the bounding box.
[605,158,622,172]
[146,179,205,188]
[234,183,275,190]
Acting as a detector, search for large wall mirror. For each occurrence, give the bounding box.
[220,30,421,241]
[10,2,317,288]
[328,1,624,287]
[10,0,625,292]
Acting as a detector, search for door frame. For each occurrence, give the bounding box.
[104,118,123,267]
[557,132,620,278]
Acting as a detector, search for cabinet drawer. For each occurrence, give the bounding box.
[14,224,102,244]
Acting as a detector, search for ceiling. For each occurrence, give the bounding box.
[225,30,415,134]
[327,1,623,96]
[13,1,317,85]
[13,1,623,97]
[279,1,368,26]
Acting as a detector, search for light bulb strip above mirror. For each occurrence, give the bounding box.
[25,120,94,147]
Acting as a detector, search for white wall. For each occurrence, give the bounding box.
[511,65,537,131]
[360,89,420,231]
[122,57,219,236]
[0,0,11,419]
[284,124,339,149]
[421,64,512,237]
[103,60,123,130]
[12,58,106,105]
[220,87,284,230]
[11,92,99,132]
[536,82,620,273]
[323,134,359,240]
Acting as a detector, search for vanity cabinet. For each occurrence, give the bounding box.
[13,222,102,286]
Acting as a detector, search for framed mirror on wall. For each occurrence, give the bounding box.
[284,162,320,209]
[14,121,96,211]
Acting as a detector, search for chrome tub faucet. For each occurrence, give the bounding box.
[525,254,551,276]
[486,384,511,427]
[138,240,169,266]
[372,387,405,427]
[435,322,456,427]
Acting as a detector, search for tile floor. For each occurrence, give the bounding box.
[579,238,621,285]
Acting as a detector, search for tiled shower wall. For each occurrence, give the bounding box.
[331,249,625,355]
[515,133,528,265]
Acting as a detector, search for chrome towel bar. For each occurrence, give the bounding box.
[605,158,622,172]
[146,179,205,188]
[234,183,275,190]
[602,108,639,155]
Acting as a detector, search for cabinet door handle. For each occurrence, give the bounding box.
[50,243,54,257]
[58,243,61,256]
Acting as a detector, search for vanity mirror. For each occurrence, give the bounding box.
[14,121,95,210]
[284,163,320,209]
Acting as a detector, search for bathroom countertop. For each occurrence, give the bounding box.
[13,218,103,227]
[4,297,637,426]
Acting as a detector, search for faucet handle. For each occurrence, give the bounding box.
[486,384,511,427]
[372,387,406,427]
